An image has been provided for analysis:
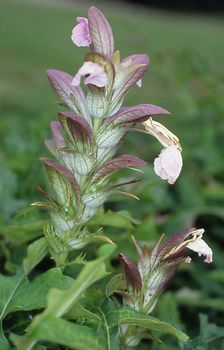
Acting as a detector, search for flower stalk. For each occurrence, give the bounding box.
[33,6,176,264]
[31,4,213,348]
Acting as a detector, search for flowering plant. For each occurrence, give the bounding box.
[0,6,213,350]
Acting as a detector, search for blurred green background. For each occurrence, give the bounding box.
[0,0,224,346]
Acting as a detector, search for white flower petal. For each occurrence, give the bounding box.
[186,238,213,263]
[154,146,183,184]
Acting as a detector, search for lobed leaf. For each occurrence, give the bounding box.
[14,259,108,350]
[183,314,224,349]
[12,316,107,350]
[107,307,189,342]
[0,207,47,244]
[64,302,102,323]
[0,328,9,350]
[0,269,73,321]
[23,237,48,275]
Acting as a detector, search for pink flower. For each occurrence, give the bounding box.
[71,17,91,47]
[154,145,183,184]
[71,61,108,88]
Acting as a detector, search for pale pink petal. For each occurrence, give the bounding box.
[154,146,183,184]
[186,238,213,263]
[71,62,108,88]
[161,147,182,177]
[154,156,169,180]
[71,17,91,47]
[71,72,82,86]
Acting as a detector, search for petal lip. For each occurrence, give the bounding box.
[186,238,213,263]
[71,16,91,47]
[71,61,108,88]
[154,146,183,184]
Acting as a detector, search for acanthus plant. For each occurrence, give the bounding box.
[34,6,183,262]
[11,5,212,350]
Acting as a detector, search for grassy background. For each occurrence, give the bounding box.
[1,0,224,345]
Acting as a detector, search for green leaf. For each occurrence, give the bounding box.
[157,292,181,325]
[0,272,24,322]
[14,258,109,350]
[107,307,189,342]
[64,302,101,323]
[23,237,48,275]
[0,326,10,350]
[0,206,47,244]
[88,209,135,229]
[106,274,127,297]
[182,314,224,350]
[41,258,108,317]
[176,288,224,311]
[0,162,26,219]
[0,269,73,320]
[11,316,107,350]
[97,243,117,259]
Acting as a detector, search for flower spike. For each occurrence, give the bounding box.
[116,228,212,322]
